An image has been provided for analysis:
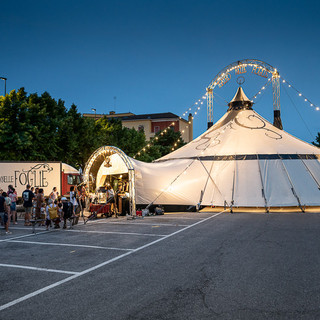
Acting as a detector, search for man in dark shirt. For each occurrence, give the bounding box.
[0,192,10,234]
[22,185,34,226]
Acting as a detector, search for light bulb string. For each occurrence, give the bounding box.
[280,76,319,111]
[133,92,207,158]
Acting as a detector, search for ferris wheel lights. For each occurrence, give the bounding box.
[282,80,285,83]
[195,102,198,105]
[299,93,302,96]
[316,107,319,111]
[311,104,314,107]
[304,99,307,102]
[194,112,197,115]
[288,85,291,87]
[262,86,265,90]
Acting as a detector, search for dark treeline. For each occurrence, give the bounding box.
[0,88,185,168]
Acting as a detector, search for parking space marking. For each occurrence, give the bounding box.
[0,211,225,312]
[9,240,134,251]
[7,227,44,231]
[0,263,79,275]
[147,215,206,220]
[0,230,51,243]
[65,229,167,237]
[91,221,190,227]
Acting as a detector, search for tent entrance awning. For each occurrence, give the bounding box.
[83,146,136,215]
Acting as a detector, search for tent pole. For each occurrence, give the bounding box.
[279,156,305,213]
[197,159,227,206]
[230,159,236,213]
[257,156,269,213]
[128,168,136,217]
[197,159,214,208]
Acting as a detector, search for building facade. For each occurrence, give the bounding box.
[83,111,193,143]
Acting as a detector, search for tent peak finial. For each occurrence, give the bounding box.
[228,86,253,111]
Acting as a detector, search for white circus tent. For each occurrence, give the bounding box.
[84,87,320,212]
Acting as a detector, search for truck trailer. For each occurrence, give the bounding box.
[0,161,80,197]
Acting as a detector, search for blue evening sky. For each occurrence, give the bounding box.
[1,0,319,143]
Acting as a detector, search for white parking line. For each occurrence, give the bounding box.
[0,263,79,275]
[147,215,206,220]
[0,230,51,243]
[7,227,44,231]
[9,240,134,251]
[65,229,167,237]
[91,221,190,227]
[0,211,225,311]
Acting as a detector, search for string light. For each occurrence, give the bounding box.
[280,76,320,112]
[133,91,207,158]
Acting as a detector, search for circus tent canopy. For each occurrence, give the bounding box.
[130,86,320,210]
[84,86,320,212]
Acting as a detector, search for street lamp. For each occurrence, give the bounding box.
[91,108,96,120]
[0,77,7,95]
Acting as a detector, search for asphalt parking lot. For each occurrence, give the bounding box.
[1,211,320,320]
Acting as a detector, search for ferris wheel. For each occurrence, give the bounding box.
[206,59,282,129]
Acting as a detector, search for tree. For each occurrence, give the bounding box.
[95,117,146,157]
[313,132,320,148]
[0,87,185,168]
[135,128,186,162]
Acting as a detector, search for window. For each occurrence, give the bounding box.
[154,126,160,133]
[68,174,81,185]
[138,125,144,132]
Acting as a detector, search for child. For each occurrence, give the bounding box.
[54,201,62,229]
[45,199,53,230]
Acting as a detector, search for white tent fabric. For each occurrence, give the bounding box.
[128,88,320,208]
[92,87,320,208]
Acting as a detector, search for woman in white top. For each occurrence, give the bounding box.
[49,187,59,201]
[69,186,78,214]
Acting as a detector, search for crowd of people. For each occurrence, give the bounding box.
[0,184,87,235]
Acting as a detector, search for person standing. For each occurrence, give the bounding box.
[36,189,45,224]
[80,185,87,217]
[69,186,78,215]
[107,185,117,217]
[61,196,73,229]
[49,187,59,202]
[9,187,18,224]
[4,192,11,226]
[0,192,11,234]
[22,185,34,226]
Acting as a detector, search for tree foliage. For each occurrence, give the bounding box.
[0,88,185,168]
[313,133,320,148]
